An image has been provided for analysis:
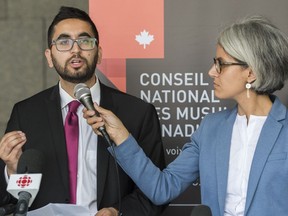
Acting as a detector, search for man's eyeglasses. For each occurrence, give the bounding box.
[50,38,98,52]
[213,58,248,74]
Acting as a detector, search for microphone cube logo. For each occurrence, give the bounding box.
[8,174,42,206]
[16,175,32,188]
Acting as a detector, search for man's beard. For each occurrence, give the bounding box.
[51,54,98,84]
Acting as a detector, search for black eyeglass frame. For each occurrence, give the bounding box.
[213,57,248,74]
[50,38,98,52]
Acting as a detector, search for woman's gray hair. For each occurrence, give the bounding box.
[218,15,288,94]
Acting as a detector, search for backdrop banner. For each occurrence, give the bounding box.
[89,0,288,215]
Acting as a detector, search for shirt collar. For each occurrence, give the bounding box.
[59,78,101,110]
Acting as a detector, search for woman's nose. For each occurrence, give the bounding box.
[208,65,219,78]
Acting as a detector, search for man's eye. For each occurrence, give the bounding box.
[79,39,90,44]
[58,39,70,45]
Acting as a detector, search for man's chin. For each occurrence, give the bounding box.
[62,74,95,84]
[63,77,90,84]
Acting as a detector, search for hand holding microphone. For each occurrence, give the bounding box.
[76,83,129,146]
[74,83,129,146]
[74,83,114,146]
[73,83,102,121]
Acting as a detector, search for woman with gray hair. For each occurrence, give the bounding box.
[83,15,288,216]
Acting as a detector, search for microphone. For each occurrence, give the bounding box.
[73,83,113,146]
[7,149,44,216]
[0,193,13,208]
[190,205,212,216]
[0,203,16,216]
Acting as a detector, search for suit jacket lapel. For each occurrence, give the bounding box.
[216,107,237,215]
[45,85,70,195]
[97,83,115,207]
[245,97,286,213]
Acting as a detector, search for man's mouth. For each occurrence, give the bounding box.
[70,58,84,68]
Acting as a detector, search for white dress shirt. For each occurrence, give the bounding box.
[60,80,100,214]
[224,114,267,216]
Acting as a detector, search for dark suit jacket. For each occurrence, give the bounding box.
[0,82,166,216]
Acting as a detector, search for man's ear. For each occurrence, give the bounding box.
[97,46,102,64]
[45,49,54,68]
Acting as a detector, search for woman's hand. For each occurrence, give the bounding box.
[83,103,129,145]
[95,207,119,216]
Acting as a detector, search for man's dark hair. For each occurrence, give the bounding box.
[47,6,99,48]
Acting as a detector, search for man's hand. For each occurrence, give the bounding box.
[95,207,119,216]
[0,131,26,176]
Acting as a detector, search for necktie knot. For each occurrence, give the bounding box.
[68,100,81,113]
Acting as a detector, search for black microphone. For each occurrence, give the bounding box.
[7,149,44,216]
[190,205,212,216]
[0,193,13,208]
[73,83,113,146]
[0,203,16,216]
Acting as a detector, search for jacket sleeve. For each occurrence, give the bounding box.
[114,103,167,216]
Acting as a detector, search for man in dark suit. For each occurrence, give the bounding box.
[0,6,166,216]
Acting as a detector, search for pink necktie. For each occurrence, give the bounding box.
[64,100,81,204]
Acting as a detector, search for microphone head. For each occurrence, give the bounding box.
[17,149,44,174]
[191,205,212,216]
[74,83,91,100]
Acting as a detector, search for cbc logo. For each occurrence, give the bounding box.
[16,175,32,188]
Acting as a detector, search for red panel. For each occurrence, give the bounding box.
[89,0,164,59]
